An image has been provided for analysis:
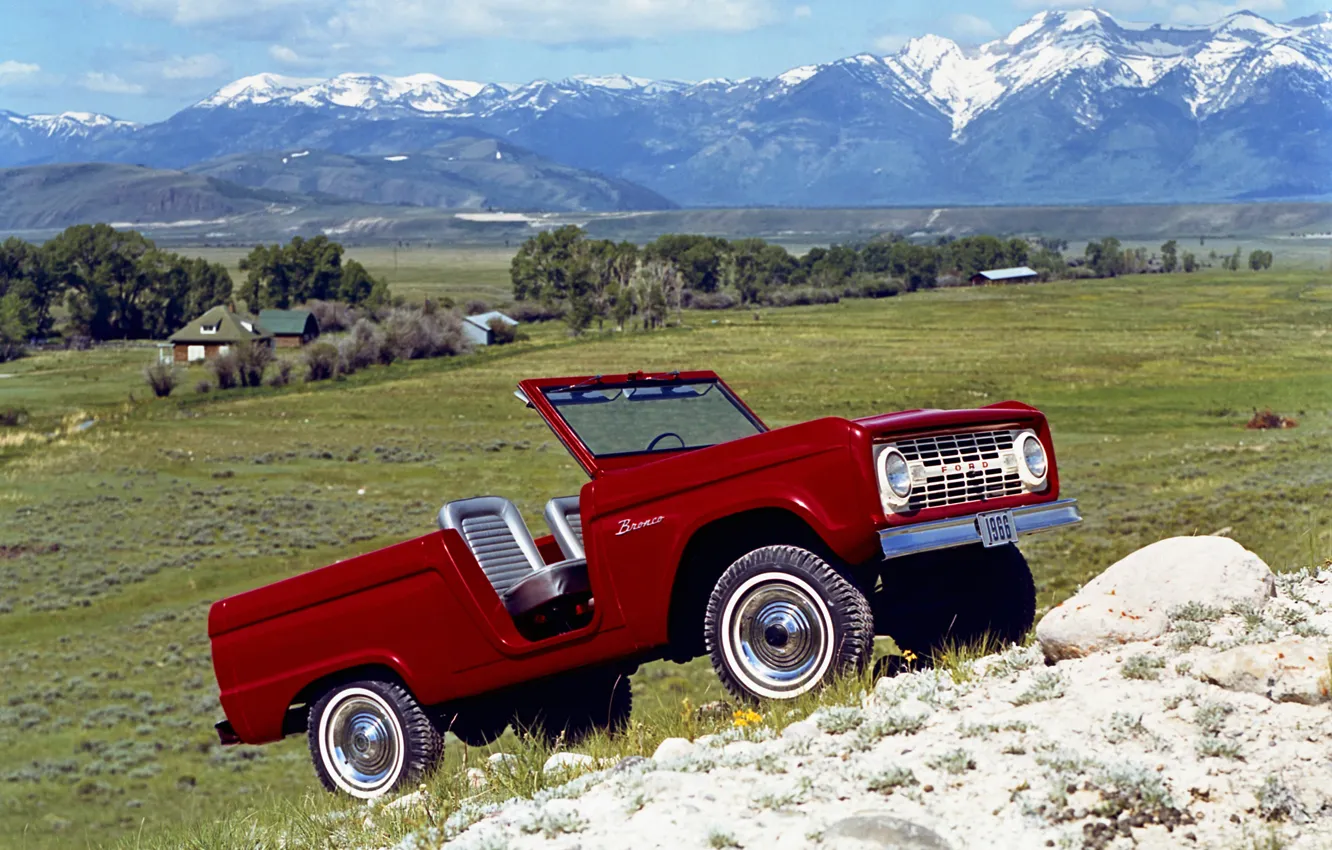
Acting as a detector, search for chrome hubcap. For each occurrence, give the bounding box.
[327,697,399,791]
[731,580,828,695]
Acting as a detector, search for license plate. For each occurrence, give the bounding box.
[976,510,1017,548]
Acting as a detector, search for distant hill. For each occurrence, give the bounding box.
[184,138,676,212]
[0,163,299,230]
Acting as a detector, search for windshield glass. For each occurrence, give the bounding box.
[541,380,764,457]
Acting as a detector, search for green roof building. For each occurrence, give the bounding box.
[258,309,320,347]
[168,306,273,363]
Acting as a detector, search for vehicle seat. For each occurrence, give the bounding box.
[438,497,591,626]
[544,495,584,561]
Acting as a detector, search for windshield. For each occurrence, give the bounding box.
[541,380,765,457]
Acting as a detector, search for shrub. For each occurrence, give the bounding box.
[1121,654,1166,681]
[843,277,902,299]
[685,291,739,310]
[465,299,491,316]
[210,352,239,390]
[762,288,841,307]
[143,363,179,398]
[341,319,385,372]
[234,342,273,388]
[266,360,293,388]
[303,343,338,382]
[488,317,518,345]
[0,407,29,427]
[379,306,470,361]
[0,339,24,363]
[305,300,359,333]
[194,380,211,395]
[508,301,566,323]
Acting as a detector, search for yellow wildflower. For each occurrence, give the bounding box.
[732,708,763,728]
[901,650,918,664]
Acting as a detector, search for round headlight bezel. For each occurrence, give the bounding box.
[878,448,912,501]
[1017,431,1048,487]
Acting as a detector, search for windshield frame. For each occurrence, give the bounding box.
[517,371,768,477]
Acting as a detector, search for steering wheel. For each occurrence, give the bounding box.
[647,432,686,451]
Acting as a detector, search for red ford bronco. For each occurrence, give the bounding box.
[208,370,1080,798]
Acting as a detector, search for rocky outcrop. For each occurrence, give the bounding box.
[419,545,1330,850]
[1036,536,1276,661]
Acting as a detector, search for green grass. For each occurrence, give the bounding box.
[1,267,1330,847]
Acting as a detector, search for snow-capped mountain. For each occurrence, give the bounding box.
[1,8,1327,206]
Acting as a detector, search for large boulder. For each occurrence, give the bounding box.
[1037,536,1274,661]
[1198,638,1332,705]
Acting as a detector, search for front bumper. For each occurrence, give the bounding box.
[879,499,1081,559]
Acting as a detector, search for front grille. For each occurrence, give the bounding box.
[889,428,1024,511]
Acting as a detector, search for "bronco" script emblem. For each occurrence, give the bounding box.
[617,516,665,535]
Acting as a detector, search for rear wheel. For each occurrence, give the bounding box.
[875,543,1036,664]
[514,667,633,744]
[308,679,442,799]
[704,545,874,703]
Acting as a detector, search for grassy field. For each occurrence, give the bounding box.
[1,265,1330,848]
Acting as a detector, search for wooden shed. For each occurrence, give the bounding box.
[167,306,274,363]
[258,309,320,348]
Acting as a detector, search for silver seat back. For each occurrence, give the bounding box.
[544,495,584,561]
[439,497,542,595]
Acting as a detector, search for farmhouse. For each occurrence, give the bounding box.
[970,266,1039,286]
[462,311,519,347]
[167,306,273,363]
[258,309,320,348]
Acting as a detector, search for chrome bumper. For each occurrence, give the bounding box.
[879,499,1082,559]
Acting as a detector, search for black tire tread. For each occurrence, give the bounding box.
[307,678,443,797]
[704,545,874,704]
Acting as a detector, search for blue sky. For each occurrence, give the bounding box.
[0,0,1326,121]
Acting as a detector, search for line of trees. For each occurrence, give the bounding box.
[511,227,1071,333]
[237,236,388,309]
[0,228,391,362]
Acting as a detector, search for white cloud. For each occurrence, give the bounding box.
[944,13,998,42]
[1010,0,1287,25]
[873,33,910,53]
[80,71,147,95]
[160,53,230,80]
[112,0,779,45]
[0,60,40,86]
[793,5,812,18]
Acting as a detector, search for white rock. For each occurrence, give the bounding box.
[781,720,818,740]
[383,790,426,811]
[465,767,487,790]
[652,737,695,762]
[722,740,759,761]
[1198,638,1332,705]
[487,752,516,767]
[543,752,595,774]
[1037,536,1274,661]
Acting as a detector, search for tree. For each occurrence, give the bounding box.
[1181,251,1197,273]
[0,238,60,340]
[1248,249,1274,271]
[1085,238,1125,278]
[644,235,728,293]
[1160,240,1178,274]
[511,226,593,305]
[238,236,380,309]
[1227,246,1242,272]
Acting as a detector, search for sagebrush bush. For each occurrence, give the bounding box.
[234,342,273,388]
[380,306,470,361]
[763,288,841,307]
[685,291,739,310]
[843,277,903,299]
[266,360,293,388]
[0,407,29,427]
[465,299,491,316]
[302,343,338,382]
[305,300,360,333]
[143,363,178,398]
[488,317,518,345]
[210,352,239,390]
[341,319,386,372]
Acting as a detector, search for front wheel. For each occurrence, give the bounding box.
[705,545,874,703]
[308,679,442,799]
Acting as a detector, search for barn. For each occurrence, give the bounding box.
[970,266,1040,286]
[258,309,320,348]
[462,311,519,347]
[168,306,274,363]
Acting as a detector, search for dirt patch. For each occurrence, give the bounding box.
[1246,409,1297,430]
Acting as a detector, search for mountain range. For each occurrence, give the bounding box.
[2,8,1329,210]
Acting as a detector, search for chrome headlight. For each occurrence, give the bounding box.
[878,448,912,501]
[1017,431,1048,488]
